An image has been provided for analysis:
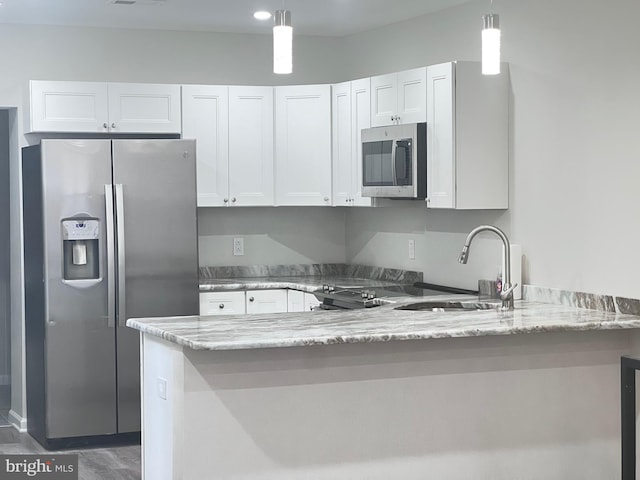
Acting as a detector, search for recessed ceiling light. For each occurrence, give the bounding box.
[254,11,272,21]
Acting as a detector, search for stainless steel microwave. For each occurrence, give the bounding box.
[361,122,427,198]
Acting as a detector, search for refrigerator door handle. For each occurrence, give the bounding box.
[105,184,116,328]
[115,184,127,327]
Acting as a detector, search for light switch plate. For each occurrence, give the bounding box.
[408,239,415,260]
[157,377,167,400]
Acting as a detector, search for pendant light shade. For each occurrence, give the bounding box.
[274,10,293,75]
[482,13,500,75]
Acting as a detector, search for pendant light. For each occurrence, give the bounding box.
[273,10,293,75]
[482,1,501,75]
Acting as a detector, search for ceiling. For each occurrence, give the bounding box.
[0,0,473,37]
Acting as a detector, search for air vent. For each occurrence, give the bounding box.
[108,0,166,5]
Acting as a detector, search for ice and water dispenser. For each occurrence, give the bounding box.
[62,217,100,281]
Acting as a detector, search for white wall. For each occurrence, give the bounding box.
[198,207,346,266]
[342,0,640,298]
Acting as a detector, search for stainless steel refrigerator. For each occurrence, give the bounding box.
[22,139,199,449]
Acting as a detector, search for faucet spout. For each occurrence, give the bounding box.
[458,225,516,310]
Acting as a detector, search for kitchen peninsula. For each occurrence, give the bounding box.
[128,292,640,480]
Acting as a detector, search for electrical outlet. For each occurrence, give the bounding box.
[233,237,244,256]
[157,377,167,400]
[408,239,416,260]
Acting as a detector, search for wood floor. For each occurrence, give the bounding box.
[0,427,141,480]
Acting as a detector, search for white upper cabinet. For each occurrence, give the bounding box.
[228,86,274,206]
[426,61,509,210]
[182,85,274,207]
[370,67,426,127]
[27,80,181,134]
[275,84,332,206]
[107,83,181,133]
[28,81,109,133]
[182,85,230,207]
[331,79,371,207]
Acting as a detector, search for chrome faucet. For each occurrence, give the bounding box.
[458,225,517,310]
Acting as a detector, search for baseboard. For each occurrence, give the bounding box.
[8,410,27,432]
[0,374,9,385]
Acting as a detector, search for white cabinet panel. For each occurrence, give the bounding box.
[370,73,397,128]
[427,62,456,209]
[246,290,288,314]
[370,68,426,127]
[275,85,332,206]
[397,67,427,124]
[350,78,372,207]
[182,85,230,207]
[199,291,246,316]
[28,81,109,133]
[331,81,352,206]
[287,290,305,312]
[108,83,181,134]
[304,292,321,311]
[331,79,371,207]
[426,61,509,210]
[28,80,180,134]
[229,86,274,206]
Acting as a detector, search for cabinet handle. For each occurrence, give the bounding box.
[219,304,225,309]
[324,197,329,202]
[223,198,229,203]
[231,197,237,203]
[103,122,108,129]
[249,296,255,302]
[111,123,116,129]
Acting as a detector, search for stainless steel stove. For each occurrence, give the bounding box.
[312,283,461,310]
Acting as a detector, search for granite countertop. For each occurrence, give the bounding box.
[127,294,640,351]
[199,276,413,293]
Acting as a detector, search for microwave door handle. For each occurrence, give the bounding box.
[391,140,398,186]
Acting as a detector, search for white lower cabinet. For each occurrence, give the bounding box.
[199,291,246,316]
[304,292,321,311]
[246,289,288,314]
[287,290,305,312]
[200,289,318,315]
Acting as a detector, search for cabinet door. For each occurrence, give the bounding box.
[28,80,109,133]
[246,290,288,314]
[350,78,372,207]
[397,67,427,124]
[287,290,305,312]
[331,82,352,206]
[304,292,321,311]
[108,83,181,133]
[229,86,274,206]
[370,73,397,127]
[426,62,456,209]
[199,292,246,316]
[275,85,332,206]
[182,85,230,207]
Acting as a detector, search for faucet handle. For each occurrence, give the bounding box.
[500,282,518,300]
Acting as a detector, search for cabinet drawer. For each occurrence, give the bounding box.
[200,291,246,315]
[246,289,288,314]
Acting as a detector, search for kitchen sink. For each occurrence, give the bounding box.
[395,300,499,312]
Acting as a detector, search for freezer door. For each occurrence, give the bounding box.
[39,139,117,439]
[112,139,199,433]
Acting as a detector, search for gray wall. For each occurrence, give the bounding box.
[198,207,346,266]
[342,0,640,297]
[0,110,10,386]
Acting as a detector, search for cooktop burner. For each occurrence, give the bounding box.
[312,284,454,310]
